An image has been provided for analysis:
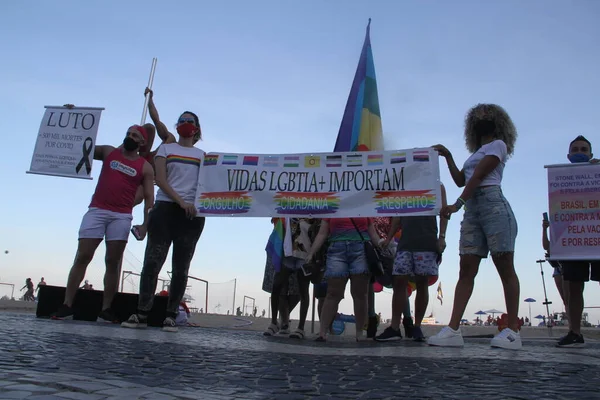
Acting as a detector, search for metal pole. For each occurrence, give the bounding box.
[205,281,209,314]
[140,58,157,124]
[232,278,236,316]
[120,270,126,293]
[537,259,553,336]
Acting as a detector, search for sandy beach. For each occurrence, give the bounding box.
[3,299,598,340]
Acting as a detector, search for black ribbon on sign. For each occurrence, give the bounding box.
[75,137,93,174]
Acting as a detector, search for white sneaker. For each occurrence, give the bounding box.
[490,328,522,350]
[427,326,464,347]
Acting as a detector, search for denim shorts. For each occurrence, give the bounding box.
[324,241,369,279]
[459,186,518,258]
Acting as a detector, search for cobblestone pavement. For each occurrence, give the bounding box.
[0,313,599,399]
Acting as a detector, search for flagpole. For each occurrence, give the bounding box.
[140,57,158,124]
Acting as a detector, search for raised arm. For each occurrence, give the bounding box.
[433,145,466,187]
[93,145,115,161]
[542,219,550,251]
[145,88,176,145]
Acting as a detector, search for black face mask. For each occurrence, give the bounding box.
[473,120,496,138]
[123,137,139,151]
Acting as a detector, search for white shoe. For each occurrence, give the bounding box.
[427,326,464,347]
[490,328,522,350]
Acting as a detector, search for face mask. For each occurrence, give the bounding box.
[473,120,496,138]
[123,137,139,151]
[177,123,197,138]
[568,153,590,163]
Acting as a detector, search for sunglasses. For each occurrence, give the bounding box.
[178,117,196,124]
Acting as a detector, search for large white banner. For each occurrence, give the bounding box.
[546,162,600,260]
[195,148,441,218]
[27,106,104,180]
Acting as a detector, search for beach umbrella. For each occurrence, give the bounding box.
[485,309,504,318]
[475,310,487,315]
[534,315,544,319]
[524,298,536,325]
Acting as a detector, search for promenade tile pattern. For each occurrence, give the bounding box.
[0,314,599,399]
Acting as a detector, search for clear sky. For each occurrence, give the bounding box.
[1,1,599,326]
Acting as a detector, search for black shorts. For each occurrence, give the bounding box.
[561,261,600,282]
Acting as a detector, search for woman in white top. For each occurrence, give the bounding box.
[122,90,205,333]
[427,104,521,350]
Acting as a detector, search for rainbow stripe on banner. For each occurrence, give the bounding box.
[273,192,340,215]
[283,156,299,168]
[373,190,437,214]
[196,191,252,214]
[390,152,406,164]
[413,150,429,162]
[326,155,342,167]
[203,154,218,166]
[367,154,383,166]
[222,155,238,165]
[263,156,279,167]
[346,154,363,167]
[243,156,259,166]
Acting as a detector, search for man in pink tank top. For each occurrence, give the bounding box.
[52,125,155,322]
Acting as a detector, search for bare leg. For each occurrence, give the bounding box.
[296,272,311,331]
[390,276,409,330]
[270,268,290,326]
[103,241,127,310]
[349,274,370,338]
[448,255,482,330]
[64,239,103,307]
[567,281,585,335]
[414,277,429,327]
[492,252,520,332]
[319,278,347,338]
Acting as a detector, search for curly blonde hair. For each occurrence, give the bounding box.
[464,103,517,156]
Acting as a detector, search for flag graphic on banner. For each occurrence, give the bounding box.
[390,152,406,164]
[283,156,299,168]
[326,155,342,167]
[437,282,443,305]
[413,150,430,162]
[203,154,218,166]
[222,155,238,165]
[304,156,321,168]
[367,154,383,166]
[242,156,259,166]
[346,154,363,167]
[263,156,279,167]
[333,19,383,153]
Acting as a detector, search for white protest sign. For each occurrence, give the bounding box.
[195,148,441,218]
[27,106,104,180]
[546,162,600,260]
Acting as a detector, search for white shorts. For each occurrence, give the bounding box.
[78,207,133,242]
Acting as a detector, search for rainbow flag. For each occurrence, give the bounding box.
[333,19,383,153]
[265,218,285,273]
